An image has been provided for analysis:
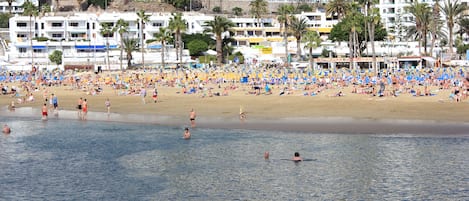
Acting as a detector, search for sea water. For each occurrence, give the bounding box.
[0,116,468,200]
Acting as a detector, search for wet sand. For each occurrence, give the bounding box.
[3,106,469,135]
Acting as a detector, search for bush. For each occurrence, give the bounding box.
[198,55,217,64]
[212,6,221,13]
[34,37,49,42]
[187,39,208,56]
[228,52,244,64]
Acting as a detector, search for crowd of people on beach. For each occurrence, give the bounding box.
[2,65,469,103]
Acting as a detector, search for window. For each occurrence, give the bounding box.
[52,33,62,38]
[17,33,27,38]
[17,22,27,27]
[41,23,44,29]
[152,22,163,27]
[51,22,62,27]
[69,22,79,27]
[92,23,95,29]
[19,48,27,53]
[71,33,80,38]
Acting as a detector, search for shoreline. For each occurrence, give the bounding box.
[3,107,469,135]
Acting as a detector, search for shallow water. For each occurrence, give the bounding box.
[1,116,468,200]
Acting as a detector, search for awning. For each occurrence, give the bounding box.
[248,38,264,43]
[32,45,46,49]
[148,44,162,49]
[75,45,106,50]
[307,27,333,33]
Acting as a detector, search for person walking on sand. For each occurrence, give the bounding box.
[183,127,191,139]
[189,109,196,127]
[105,98,111,115]
[152,88,158,103]
[141,87,147,104]
[52,93,58,116]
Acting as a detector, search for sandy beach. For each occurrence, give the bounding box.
[2,71,469,134]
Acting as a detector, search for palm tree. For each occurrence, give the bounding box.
[440,0,467,55]
[114,19,129,71]
[22,1,38,70]
[359,0,379,73]
[290,16,308,60]
[6,0,13,14]
[406,1,432,56]
[100,23,115,70]
[249,0,268,27]
[343,3,362,70]
[277,4,295,66]
[302,30,322,72]
[169,12,187,67]
[204,16,235,66]
[429,1,446,57]
[137,10,150,71]
[154,27,172,69]
[122,37,139,68]
[457,18,469,38]
[325,0,350,20]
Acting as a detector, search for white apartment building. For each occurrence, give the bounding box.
[377,0,469,40]
[6,12,215,65]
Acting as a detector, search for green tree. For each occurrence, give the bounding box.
[22,0,38,70]
[182,33,215,47]
[100,22,115,70]
[137,10,150,71]
[169,12,187,66]
[187,39,208,56]
[440,0,467,54]
[232,7,243,16]
[87,0,107,9]
[0,13,11,28]
[154,27,173,68]
[296,4,312,13]
[326,0,350,20]
[277,4,295,66]
[249,0,268,27]
[48,50,63,67]
[429,1,445,57]
[290,16,308,59]
[123,37,139,68]
[329,12,387,57]
[114,18,129,71]
[204,16,235,66]
[302,31,322,72]
[40,3,51,16]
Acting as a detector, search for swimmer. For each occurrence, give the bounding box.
[264,151,269,160]
[183,127,191,139]
[292,152,303,162]
[3,124,11,134]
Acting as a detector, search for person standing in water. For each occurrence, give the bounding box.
[189,109,196,127]
[42,103,48,120]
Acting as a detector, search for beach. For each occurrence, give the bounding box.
[1,69,469,134]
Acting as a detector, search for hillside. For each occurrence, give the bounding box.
[106,0,178,12]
